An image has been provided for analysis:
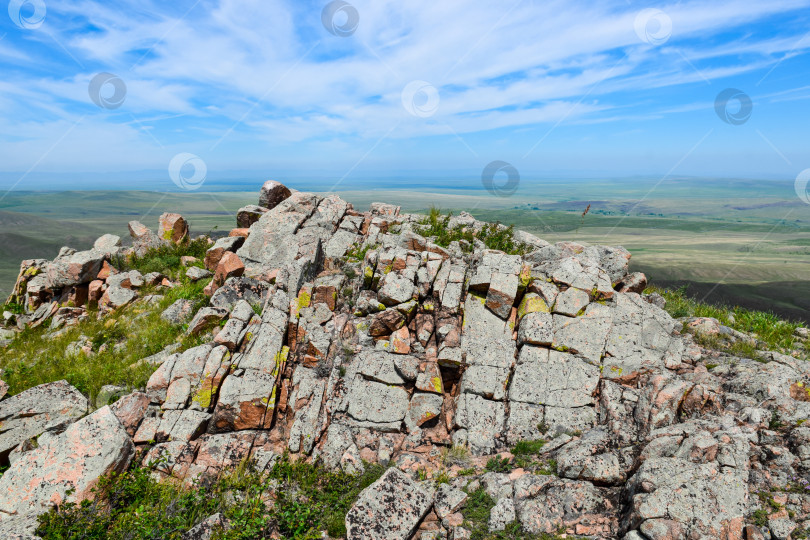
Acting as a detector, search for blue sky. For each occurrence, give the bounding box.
[1,0,810,190]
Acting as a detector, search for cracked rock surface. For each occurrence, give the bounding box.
[2,182,810,540]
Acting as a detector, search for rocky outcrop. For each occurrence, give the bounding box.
[0,380,89,463]
[0,406,134,534]
[2,181,810,539]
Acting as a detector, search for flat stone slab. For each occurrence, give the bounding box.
[345,467,432,540]
[0,380,89,461]
[0,406,133,535]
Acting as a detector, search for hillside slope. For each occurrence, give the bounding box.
[0,182,808,540]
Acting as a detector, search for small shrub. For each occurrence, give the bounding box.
[511,440,546,456]
[752,508,769,527]
[1,302,25,314]
[769,410,783,430]
[485,456,511,473]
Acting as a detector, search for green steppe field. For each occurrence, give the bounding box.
[1,176,808,322]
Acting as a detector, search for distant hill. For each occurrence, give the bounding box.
[0,210,104,298]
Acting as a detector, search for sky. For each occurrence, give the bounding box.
[1,0,810,192]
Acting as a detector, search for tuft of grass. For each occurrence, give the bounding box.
[535,458,557,476]
[433,470,451,485]
[415,207,531,256]
[647,285,805,357]
[442,444,472,468]
[344,243,374,263]
[37,453,387,540]
[485,456,511,473]
[511,439,546,469]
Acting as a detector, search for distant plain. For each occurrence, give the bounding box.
[1,177,808,322]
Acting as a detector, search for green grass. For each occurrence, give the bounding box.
[344,242,375,263]
[461,487,568,540]
[1,240,213,403]
[113,237,210,278]
[441,444,472,468]
[485,456,511,473]
[647,285,806,357]
[510,439,546,469]
[1,301,24,314]
[415,207,531,256]
[37,454,386,540]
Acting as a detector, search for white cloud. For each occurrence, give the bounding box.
[0,0,809,173]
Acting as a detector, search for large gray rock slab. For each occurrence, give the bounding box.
[454,393,506,455]
[552,303,612,363]
[515,477,611,536]
[346,378,409,431]
[237,192,324,269]
[161,298,195,325]
[0,406,133,535]
[0,380,89,461]
[509,347,599,408]
[345,467,432,540]
[377,272,416,306]
[627,456,748,538]
[287,367,326,454]
[100,285,137,310]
